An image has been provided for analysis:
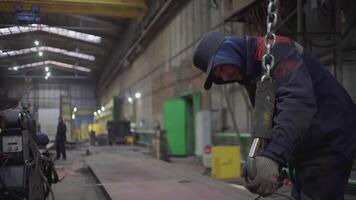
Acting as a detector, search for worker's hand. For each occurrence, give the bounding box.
[243,156,281,197]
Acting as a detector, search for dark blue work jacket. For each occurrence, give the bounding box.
[214,36,356,167]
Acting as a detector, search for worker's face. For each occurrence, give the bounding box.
[213,64,242,82]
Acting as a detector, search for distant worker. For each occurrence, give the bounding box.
[89,129,97,146]
[193,31,356,199]
[107,121,114,145]
[56,116,67,160]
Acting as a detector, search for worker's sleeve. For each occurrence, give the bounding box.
[262,42,317,166]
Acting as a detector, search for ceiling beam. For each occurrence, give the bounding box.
[0,59,92,73]
[7,64,89,75]
[0,53,99,69]
[0,24,118,32]
[0,33,109,56]
[0,0,147,18]
[0,47,96,63]
[3,74,91,80]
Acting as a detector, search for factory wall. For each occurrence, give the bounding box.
[4,79,97,110]
[101,0,356,134]
[3,78,97,140]
[101,0,255,133]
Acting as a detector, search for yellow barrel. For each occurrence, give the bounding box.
[211,146,241,180]
[126,136,134,146]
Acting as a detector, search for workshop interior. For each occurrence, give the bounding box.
[0,0,355,200]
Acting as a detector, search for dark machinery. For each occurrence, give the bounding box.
[0,108,58,200]
[107,120,131,145]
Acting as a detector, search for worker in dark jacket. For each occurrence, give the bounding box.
[56,116,67,160]
[193,31,356,199]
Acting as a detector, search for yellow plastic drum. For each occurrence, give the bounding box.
[126,136,134,146]
[211,146,241,180]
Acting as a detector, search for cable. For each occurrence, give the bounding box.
[38,167,55,200]
[29,138,56,200]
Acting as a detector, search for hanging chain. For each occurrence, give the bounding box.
[261,0,278,81]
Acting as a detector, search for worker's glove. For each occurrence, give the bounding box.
[242,156,281,197]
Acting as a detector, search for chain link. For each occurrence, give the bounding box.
[261,0,278,82]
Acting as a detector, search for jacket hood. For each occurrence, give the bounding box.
[212,36,261,85]
[213,37,247,75]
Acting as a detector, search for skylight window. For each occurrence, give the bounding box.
[0,46,95,61]
[0,24,101,44]
[8,60,91,73]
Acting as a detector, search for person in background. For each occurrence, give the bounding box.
[89,129,97,146]
[56,116,67,160]
[107,121,114,145]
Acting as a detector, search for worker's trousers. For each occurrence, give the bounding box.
[291,159,354,200]
[55,135,67,160]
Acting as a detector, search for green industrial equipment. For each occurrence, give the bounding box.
[163,99,188,156]
[163,92,201,156]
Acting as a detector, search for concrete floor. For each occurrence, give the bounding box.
[84,145,257,200]
[51,148,108,200]
[48,144,356,200]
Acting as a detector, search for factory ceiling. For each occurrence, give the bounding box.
[0,0,147,80]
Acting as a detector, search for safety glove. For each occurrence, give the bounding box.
[242,156,281,197]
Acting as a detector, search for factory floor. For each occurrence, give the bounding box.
[51,144,355,200]
[83,145,299,200]
[51,148,108,200]
[84,145,256,200]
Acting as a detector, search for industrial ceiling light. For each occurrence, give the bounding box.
[45,76,48,80]
[46,72,51,77]
[94,112,97,116]
[34,40,39,46]
[101,106,105,111]
[135,92,141,99]
[73,107,77,112]
[72,114,75,120]
[38,51,43,57]
[97,110,101,114]
[13,67,18,71]
[45,67,49,72]
[128,97,133,104]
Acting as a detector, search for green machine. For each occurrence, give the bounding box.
[163,99,187,156]
[163,92,201,156]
